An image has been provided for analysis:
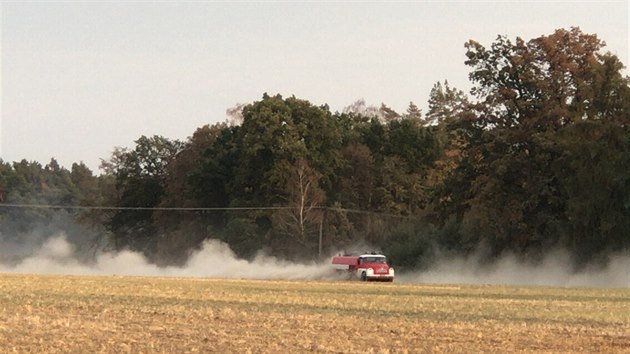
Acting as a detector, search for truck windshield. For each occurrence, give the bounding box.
[363,256,386,264]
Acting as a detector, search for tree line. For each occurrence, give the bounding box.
[1,28,629,270]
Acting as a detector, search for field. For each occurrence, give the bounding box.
[0,274,628,353]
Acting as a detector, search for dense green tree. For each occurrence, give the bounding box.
[229,93,302,206]
[553,121,630,263]
[336,143,375,211]
[0,158,108,262]
[227,94,341,205]
[384,118,437,174]
[186,94,343,257]
[335,112,372,146]
[151,123,231,264]
[101,135,183,256]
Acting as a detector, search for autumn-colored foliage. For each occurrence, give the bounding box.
[1,28,629,269]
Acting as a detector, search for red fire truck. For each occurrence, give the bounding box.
[331,253,394,282]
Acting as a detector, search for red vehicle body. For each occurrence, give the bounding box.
[331,253,394,282]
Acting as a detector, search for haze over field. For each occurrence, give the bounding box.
[1,234,627,288]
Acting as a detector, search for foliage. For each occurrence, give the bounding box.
[429,27,630,266]
[99,135,183,257]
[2,28,629,268]
[0,159,110,262]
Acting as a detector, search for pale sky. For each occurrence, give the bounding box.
[1,1,628,172]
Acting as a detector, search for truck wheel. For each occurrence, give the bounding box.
[360,272,367,281]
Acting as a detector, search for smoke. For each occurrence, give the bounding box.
[0,233,336,280]
[1,234,627,288]
[398,249,630,288]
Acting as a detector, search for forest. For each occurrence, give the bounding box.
[1,28,629,271]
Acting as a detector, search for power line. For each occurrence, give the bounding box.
[0,203,292,211]
[0,203,410,218]
[323,207,409,219]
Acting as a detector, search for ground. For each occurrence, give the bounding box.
[0,274,628,353]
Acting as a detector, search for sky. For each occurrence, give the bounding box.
[1,1,628,172]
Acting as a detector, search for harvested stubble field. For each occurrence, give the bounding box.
[0,274,628,353]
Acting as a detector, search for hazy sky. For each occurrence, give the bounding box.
[1,1,628,172]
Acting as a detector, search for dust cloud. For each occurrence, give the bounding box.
[398,250,630,288]
[1,234,627,288]
[0,234,336,280]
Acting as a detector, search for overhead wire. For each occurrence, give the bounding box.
[0,203,410,218]
[0,203,291,211]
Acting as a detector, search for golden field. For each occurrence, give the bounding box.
[0,274,628,353]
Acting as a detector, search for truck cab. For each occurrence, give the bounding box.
[332,253,394,282]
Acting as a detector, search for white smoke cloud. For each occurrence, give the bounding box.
[0,233,336,280]
[398,249,630,288]
[1,234,628,288]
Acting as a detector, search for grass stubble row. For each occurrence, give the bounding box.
[0,274,628,353]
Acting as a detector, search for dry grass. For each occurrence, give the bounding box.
[0,274,628,353]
